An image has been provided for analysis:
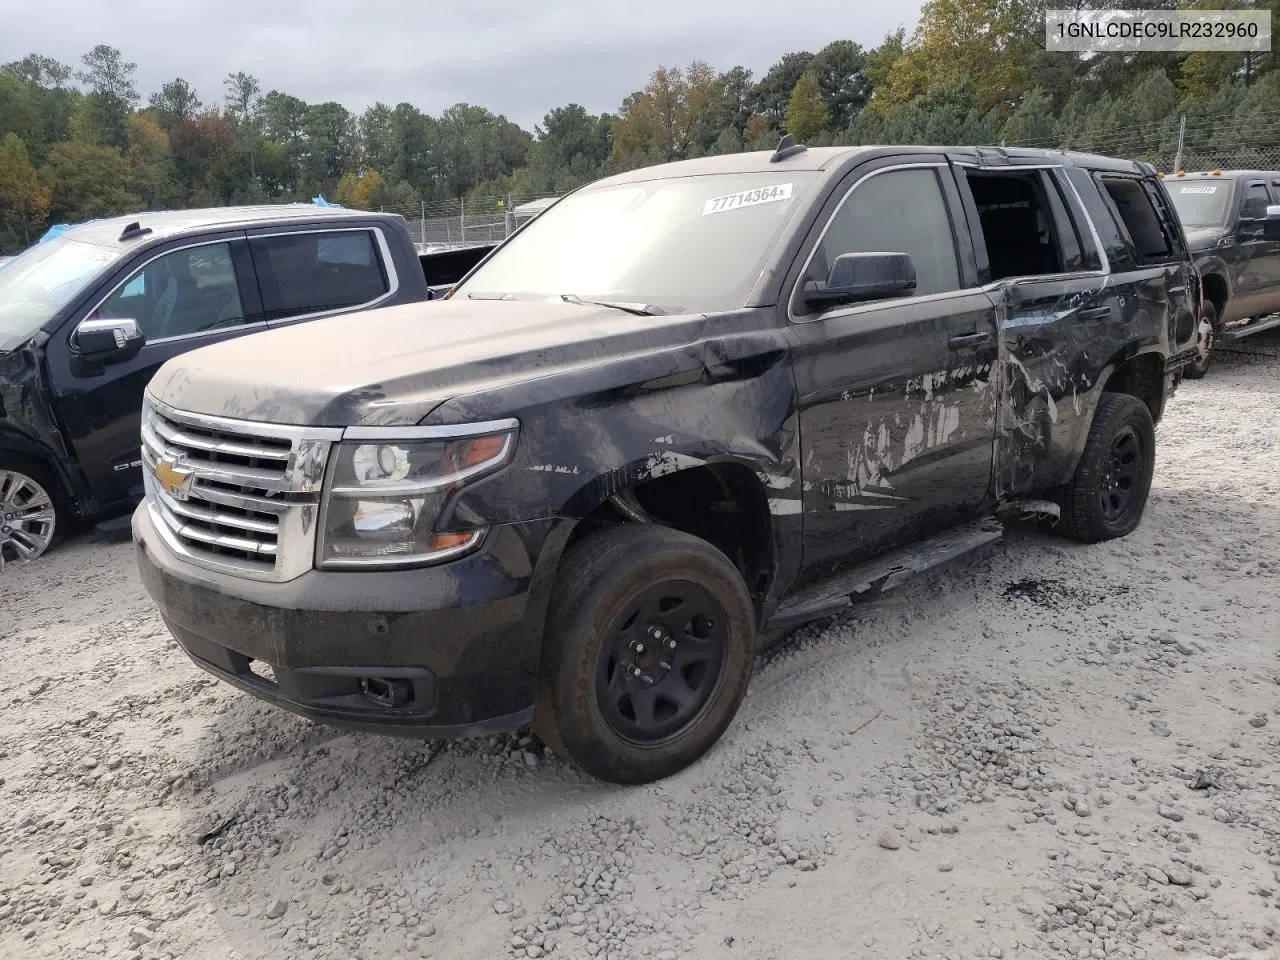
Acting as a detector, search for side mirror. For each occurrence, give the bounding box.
[75,318,145,364]
[1264,205,1280,242]
[803,252,916,309]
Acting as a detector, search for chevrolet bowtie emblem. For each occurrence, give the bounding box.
[153,457,194,501]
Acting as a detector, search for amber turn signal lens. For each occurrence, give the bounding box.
[427,531,478,551]
[459,435,508,468]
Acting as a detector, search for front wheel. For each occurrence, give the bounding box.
[534,524,755,784]
[1183,301,1218,380]
[0,456,66,566]
[1052,394,1156,544]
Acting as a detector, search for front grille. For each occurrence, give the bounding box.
[140,396,343,582]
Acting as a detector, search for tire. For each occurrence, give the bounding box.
[1183,301,1218,380]
[0,454,67,566]
[1053,394,1156,544]
[533,523,755,784]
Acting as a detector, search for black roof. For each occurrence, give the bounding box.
[591,144,1151,187]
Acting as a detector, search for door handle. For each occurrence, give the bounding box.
[947,331,993,350]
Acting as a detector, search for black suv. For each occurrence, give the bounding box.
[1165,168,1280,377]
[134,143,1201,784]
[0,205,434,565]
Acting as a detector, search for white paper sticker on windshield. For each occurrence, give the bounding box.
[702,183,793,216]
[1178,184,1219,194]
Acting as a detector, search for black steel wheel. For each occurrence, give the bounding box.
[1097,426,1140,524]
[595,581,728,746]
[535,523,755,784]
[1053,393,1155,544]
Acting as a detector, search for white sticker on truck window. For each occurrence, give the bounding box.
[1178,185,1219,194]
[702,183,793,216]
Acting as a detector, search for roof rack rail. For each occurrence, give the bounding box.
[118,221,153,241]
[770,133,807,163]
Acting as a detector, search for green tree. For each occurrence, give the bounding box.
[0,133,51,247]
[2,54,73,89]
[879,0,1036,114]
[811,41,871,129]
[999,88,1057,145]
[753,52,814,121]
[41,139,139,221]
[77,44,138,147]
[148,78,202,131]
[784,71,830,141]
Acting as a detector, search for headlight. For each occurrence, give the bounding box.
[317,423,516,568]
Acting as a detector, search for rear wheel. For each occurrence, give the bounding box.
[1052,394,1155,544]
[0,455,66,566]
[1183,301,1218,380]
[534,524,755,784]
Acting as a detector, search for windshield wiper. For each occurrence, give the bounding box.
[560,293,666,316]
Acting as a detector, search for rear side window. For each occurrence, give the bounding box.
[963,169,1068,281]
[249,230,390,321]
[808,167,961,301]
[1097,175,1179,264]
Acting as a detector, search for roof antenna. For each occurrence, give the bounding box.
[118,221,153,241]
[770,133,807,163]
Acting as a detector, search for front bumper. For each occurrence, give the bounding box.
[133,504,564,737]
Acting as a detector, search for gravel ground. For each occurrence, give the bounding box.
[2,339,1279,960]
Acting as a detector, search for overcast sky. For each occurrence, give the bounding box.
[2,0,924,129]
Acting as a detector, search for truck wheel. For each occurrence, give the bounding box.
[1053,394,1155,544]
[534,524,755,784]
[1183,301,1218,380]
[0,455,66,566]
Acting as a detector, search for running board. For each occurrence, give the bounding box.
[1220,313,1280,342]
[764,518,1004,632]
[92,514,134,542]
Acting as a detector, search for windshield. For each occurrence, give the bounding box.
[1167,180,1233,227]
[0,235,121,349]
[455,172,817,313]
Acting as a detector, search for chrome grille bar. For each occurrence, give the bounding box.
[140,394,340,582]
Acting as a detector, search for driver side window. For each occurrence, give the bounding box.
[808,167,962,302]
[92,242,246,342]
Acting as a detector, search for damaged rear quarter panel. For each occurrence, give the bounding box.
[425,308,804,600]
[993,271,1166,498]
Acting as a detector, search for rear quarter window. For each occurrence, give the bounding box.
[249,229,391,321]
[1096,174,1180,266]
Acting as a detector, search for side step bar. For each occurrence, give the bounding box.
[1219,313,1280,343]
[763,518,1004,633]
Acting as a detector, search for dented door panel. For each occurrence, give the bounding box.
[788,290,999,580]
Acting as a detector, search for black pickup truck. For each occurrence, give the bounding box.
[1165,168,1280,377]
[134,142,1202,784]
[0,206,490,565]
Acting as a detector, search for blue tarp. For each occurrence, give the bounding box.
[38,224,73,243]
[311,194,342,208]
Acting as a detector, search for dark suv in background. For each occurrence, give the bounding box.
[1165,168,1280,377]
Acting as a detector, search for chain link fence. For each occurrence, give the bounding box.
[379,195,559,250]
[1006,110,1280,173]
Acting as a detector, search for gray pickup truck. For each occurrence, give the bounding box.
[134,142,1202,784]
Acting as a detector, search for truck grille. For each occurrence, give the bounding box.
[140,396,343,582]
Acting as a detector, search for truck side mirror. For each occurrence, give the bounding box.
[1265,205,1280,242]
[803,252,917,309]
[74,318,145,364]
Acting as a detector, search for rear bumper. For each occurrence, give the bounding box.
[133,504,569,737]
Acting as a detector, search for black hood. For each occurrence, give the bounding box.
[1182,225,1230,252]
[147,298,710,427]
